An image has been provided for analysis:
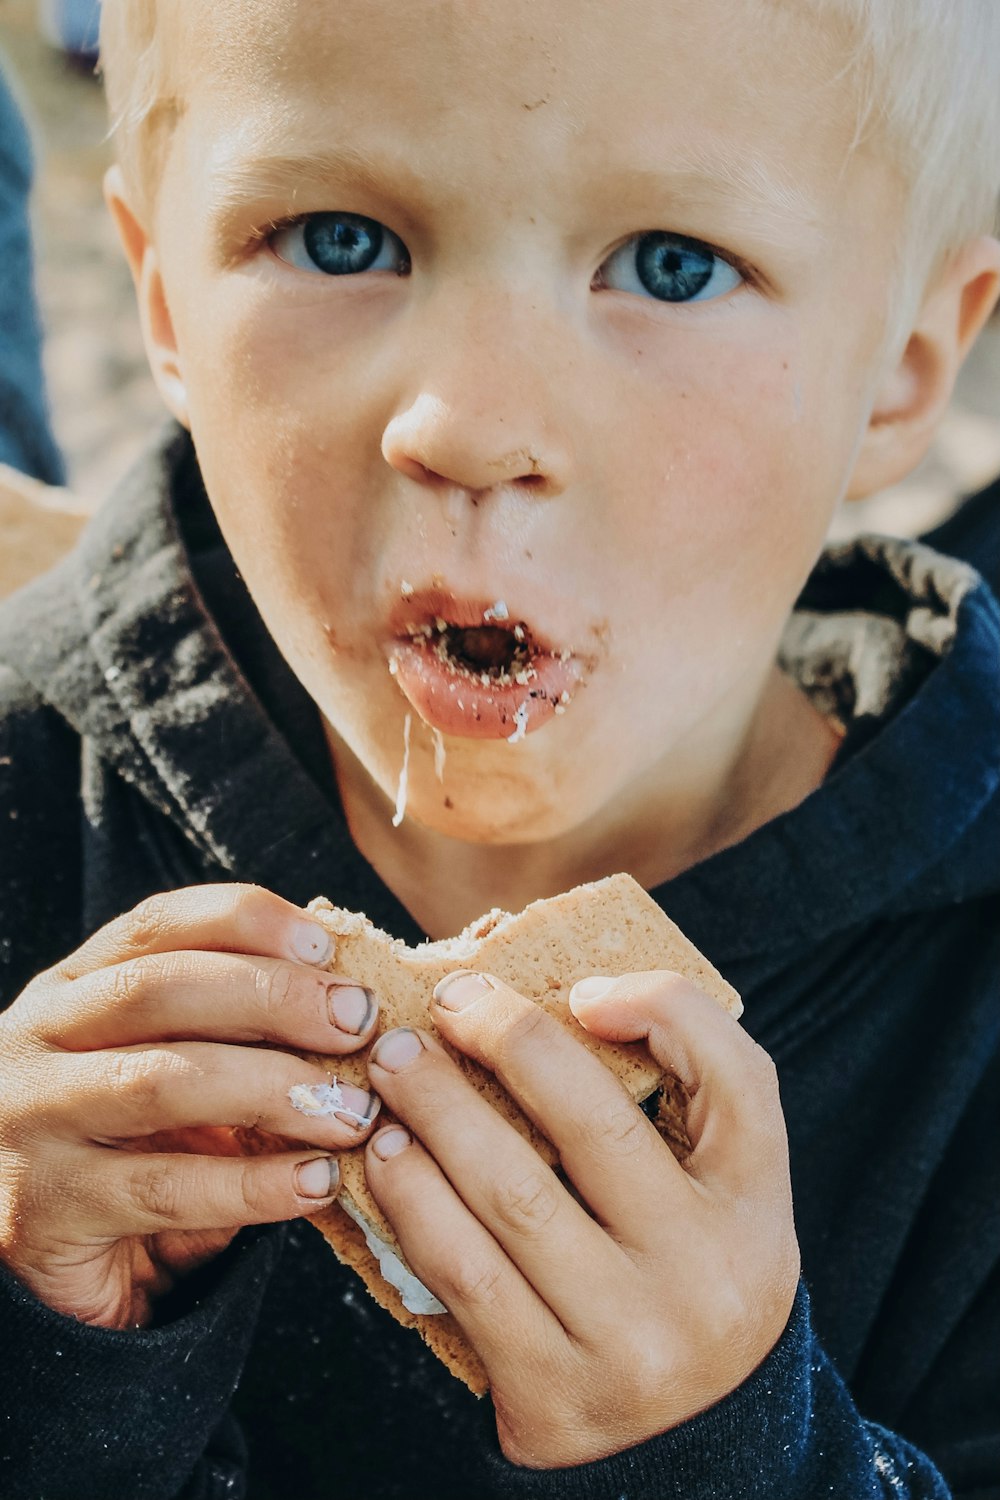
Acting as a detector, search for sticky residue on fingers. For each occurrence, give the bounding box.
[288,1080,377,1128]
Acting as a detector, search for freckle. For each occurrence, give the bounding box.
[525,550,533,560]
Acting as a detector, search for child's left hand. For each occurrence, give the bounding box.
[365,969,800,1469]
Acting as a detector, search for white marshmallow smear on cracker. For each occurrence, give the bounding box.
[339,1197,447,1315]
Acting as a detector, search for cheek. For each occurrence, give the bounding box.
[597,331,862,718]
[174,284,385,607]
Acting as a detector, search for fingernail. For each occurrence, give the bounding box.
[327,983,378,1035]
[296,1156,340,1199]
[288,1080,381,1129]
[369,1028,424,1071]
[432,970,494,1011]
[372,1126,412,1160]
[568,976,615,1008]
[290,919,334,966]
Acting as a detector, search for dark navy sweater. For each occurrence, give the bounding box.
[1,428,998,1499]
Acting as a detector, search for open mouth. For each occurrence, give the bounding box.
[403,617,540,687]
[384,592,582,742]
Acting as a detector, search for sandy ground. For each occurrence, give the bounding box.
[1,0,999,534]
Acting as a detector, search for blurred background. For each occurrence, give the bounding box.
[1,0,999,533]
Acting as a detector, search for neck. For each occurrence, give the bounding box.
[326,667,842,940]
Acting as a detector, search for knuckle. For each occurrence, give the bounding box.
[131,1160,187,1225]
[748,1040,780,1095]
[106,1048,191,1120]
[496,1003,552,1065]
[116,892,176,957]
[492,1163,560,1235]
[258,961,300,1028]
[616,1322,672,1391]
[224,882,271,929]
[446,1256,507,1310]
[235,1161,273,1222]
[583,1092,650,1158]
[105,956,156,1016]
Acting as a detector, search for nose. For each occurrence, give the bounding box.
[381,304,574,499]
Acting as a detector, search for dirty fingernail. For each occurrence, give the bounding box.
[432,970,495,1011]
[290,919,333,966]
[296,1156,340,1199]
[288,1080,381,1129]
[569,976,615,1008]
[372,1127,412,1160]
[370,1028,424,1071]
[328,983,378,1035]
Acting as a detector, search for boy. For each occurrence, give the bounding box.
[1,0,999,1495]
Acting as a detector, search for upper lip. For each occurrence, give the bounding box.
[386,587,565,657]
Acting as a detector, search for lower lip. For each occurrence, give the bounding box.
[388,641,582,740]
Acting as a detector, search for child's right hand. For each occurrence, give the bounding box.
[0,884,381,1329]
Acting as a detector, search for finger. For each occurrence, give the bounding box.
[43,884,335,984]
[367,1027,617,1331]
[568,971,788,1188]
[430,974,692,1247]
[29,949,378,1054]
[364,1124,560,1389]
[51,1041,381,1149]
[79,1144,344,1236]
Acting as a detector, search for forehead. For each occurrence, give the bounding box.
[174,0,857,190]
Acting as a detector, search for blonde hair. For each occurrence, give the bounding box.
[100,0,1000,303]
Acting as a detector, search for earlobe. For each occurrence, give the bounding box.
[846,236,1000,501]
[102,165,190,430]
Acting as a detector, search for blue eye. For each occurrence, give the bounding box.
[271,213,410,276]
[599,232,742,304]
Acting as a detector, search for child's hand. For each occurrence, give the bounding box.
[0,885,381,1329]
[365,970,799,1469]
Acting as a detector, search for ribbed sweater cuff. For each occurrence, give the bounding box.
[481,1282,817,1500]
[0,1226,281,1500]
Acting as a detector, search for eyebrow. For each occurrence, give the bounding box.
[207,147,435,223]
[207,142,824,252]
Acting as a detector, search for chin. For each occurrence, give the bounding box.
[394,768,590,847]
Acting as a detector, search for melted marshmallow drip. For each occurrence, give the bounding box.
[339,1197,447,1315]
[392,712,413,828]
[506,699,529,744]
[431,727,447,782]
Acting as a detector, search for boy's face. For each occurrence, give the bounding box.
[143,0,903,847]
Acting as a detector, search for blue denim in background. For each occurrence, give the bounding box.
[0,64,66,487]
[38,0,102,63]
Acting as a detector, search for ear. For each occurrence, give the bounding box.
[846,235,1000,501]
[103,164,190,429]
